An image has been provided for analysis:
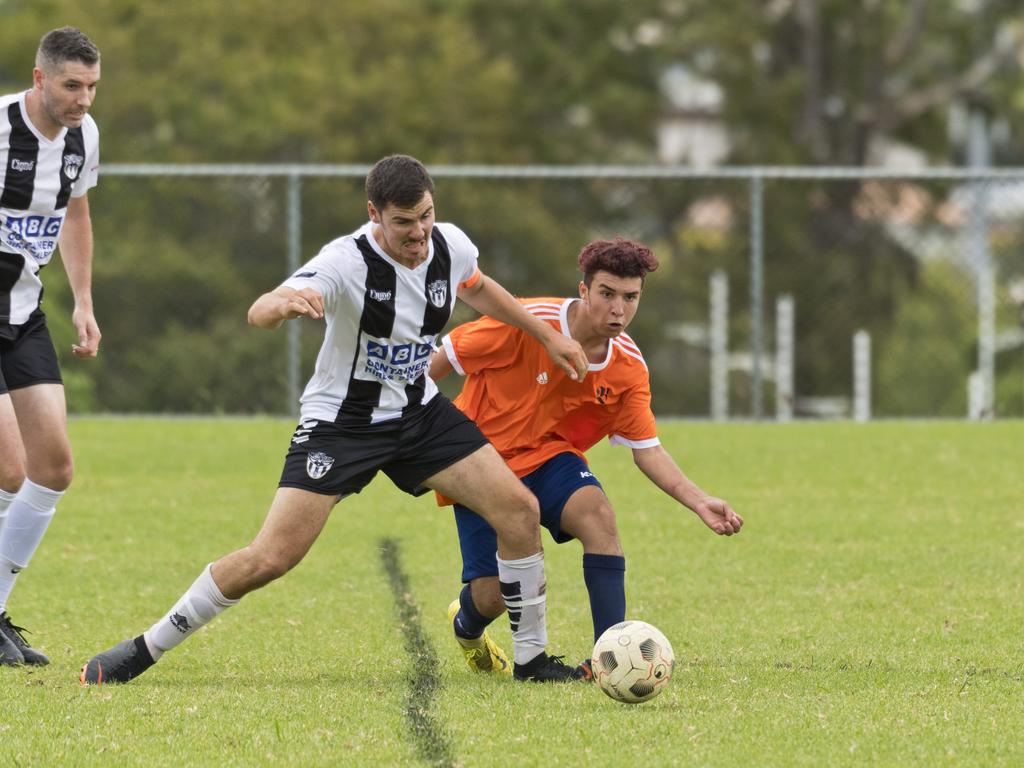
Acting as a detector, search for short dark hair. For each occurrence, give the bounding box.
[579,238,659,286]
[36,26,100,73]
[365,155,435,211]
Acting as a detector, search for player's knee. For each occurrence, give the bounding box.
[509,485,540,522]
[0,466,26,494]
[576,500,622,553]
[245,549,298,587]
[29,454,74,492]
[48,459,74,492]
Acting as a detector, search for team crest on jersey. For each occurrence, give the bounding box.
[427,279,448,308]
[306,451,335,480]
[63,154,84,181]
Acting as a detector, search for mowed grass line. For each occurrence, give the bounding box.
[379,537,455,767]
[1,419,1022,766]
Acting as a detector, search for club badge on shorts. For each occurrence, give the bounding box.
[306,451,335,479]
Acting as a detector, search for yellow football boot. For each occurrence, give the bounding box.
[447,599,512,676]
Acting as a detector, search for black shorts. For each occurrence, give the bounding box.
[279,394,489,498]
[0,309,62,395]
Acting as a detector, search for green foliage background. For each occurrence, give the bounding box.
[0,1,1022,415]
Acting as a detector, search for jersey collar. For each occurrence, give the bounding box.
[360,220,434,271]
[560,298,613,372]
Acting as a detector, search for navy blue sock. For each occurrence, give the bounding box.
[453,583,495,640]
[583,553,626,643]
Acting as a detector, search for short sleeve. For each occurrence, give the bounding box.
[607,379,660,449]
[281,240,348,306]
[443,315,523,377]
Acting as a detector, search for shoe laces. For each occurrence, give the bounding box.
[544,654,571,669]
[0,612,30,645]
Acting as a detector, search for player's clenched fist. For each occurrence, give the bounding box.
[283,288,324,320]
[247,286,324,329]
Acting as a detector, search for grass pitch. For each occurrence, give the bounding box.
[2,419,1022,766]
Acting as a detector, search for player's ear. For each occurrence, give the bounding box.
[578,280,587,300]
[367,201,379,223]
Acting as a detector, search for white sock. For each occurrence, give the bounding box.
[0,488,16,536]
[0,489,14,611]
[497,551,548,665]
[143,564,239,660]
[0,480,62,612]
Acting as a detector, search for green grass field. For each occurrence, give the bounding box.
[2,419,1022,767]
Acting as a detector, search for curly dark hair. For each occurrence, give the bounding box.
[578,238,659,286]
[36,27,100,72]
[365,154,435,211]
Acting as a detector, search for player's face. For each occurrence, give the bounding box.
[579,271,643,338]
[34,60,100,132]
[368,192,435,268]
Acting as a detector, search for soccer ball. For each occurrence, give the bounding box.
[591,620,675,704]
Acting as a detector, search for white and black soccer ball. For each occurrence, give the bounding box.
[591,620,675,704]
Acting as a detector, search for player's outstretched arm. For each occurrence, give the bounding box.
[457,274,587,381]
[247,286,324,330]
[59,195,101,358]
[632,445,743,536]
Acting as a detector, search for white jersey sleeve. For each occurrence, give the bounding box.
[281,238,351,308]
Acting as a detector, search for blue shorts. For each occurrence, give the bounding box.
[454,451,603,582]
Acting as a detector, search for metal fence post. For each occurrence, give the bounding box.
[968,108,995,420]
[710,270,729,421]
[287,173,302,418]
[750,174,765,420]
[775,294,794,421]
[853,330,871,422]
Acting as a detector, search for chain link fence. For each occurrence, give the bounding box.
[48,165,1024,420]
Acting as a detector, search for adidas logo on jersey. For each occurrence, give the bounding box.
[536,372,549,385]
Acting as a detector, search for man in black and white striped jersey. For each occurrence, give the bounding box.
[83,154,589,685]
[0,27,101,667]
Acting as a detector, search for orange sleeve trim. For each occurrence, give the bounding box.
[459,268,482,290]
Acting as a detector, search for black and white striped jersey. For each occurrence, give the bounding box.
[0,90,99,329]
[283,221,481,426]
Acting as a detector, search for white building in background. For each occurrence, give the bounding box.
[656,62,929,170]
[657,64,730,168]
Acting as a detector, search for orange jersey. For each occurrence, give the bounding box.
[442,297,659,478]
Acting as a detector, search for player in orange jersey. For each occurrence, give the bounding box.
[430,237,743,678]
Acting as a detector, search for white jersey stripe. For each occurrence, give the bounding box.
[0,90,99,329]
[282,221,479,425]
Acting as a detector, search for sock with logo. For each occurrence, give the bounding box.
[0,480,63,612]
[453,583,496,640]
[583,553,626,643]
[143,563,240,660]
[497,551,547,666]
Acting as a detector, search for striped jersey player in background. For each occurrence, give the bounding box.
[0,26,101,667]
[431,238,743,678]
[82,154,589,684]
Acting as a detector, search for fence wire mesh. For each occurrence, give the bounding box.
[46,165,1024,419]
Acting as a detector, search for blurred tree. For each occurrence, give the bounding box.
[0,0,1020,414]
[649,0,1023,409]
